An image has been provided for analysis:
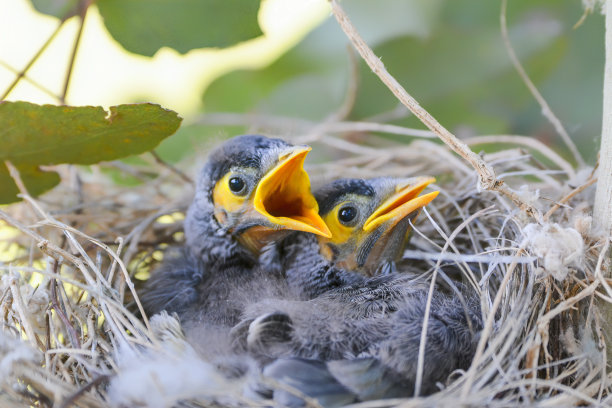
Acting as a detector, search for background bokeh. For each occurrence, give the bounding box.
[0,0,604,172]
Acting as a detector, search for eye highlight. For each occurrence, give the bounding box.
[338,206,358,224]
[229,176,246,194]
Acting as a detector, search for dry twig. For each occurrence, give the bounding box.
[328,0,540,220]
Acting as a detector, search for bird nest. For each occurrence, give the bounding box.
[0,125,608,407]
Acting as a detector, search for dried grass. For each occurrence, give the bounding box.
[0,115,609,407]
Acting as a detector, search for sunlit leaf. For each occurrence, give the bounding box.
[96,0,263,56]
[0,101,182,204]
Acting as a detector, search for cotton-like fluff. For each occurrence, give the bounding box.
[108,312,248,408]
[0,331,40,381]
[522,223,584,281]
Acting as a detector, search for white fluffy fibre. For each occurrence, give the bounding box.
[522,223,584,281]
[581,0,605,12]
[0,331,40,381]
[108,313,243,408]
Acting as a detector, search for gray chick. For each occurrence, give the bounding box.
[139,134,331,359]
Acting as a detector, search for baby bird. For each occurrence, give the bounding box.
[235,177,481,405]
[139,135,331,358]
[285,177,439,298]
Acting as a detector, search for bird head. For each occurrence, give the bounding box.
[315,177,439,276]
[186,135,331,256]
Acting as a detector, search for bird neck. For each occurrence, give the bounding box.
[281,233,366,299]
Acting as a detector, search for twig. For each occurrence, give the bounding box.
[50,260,81,349]
[544,177,597,220]
[330,46,360,122]
[60,1,92,104]
[57,374,110,408]
[199,111,437,139]
[323,121,435,138]
[8,273,38,348]
[538,280,598,331]
[300,46,361,143]
[0,60,60,101]
[150,150,194,185]
[500,0,584,167]
[465,135,575,179]
[328,0,540,220]
[1,21,65,100]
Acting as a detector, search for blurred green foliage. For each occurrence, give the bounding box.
[0,102,181,203]
[190,0,603,164]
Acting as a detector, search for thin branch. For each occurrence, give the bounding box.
[0,60,61,101]
[150,150,194,185]
[330,46,360,122]
[57,374,110,408]
[50,260,81,349]
[544,177,597,221]
[8,274,38,348]
[60,1,92,104]
[329,0,540,220]
[324,121,435,138]
[300,46,361,143]
[1,21,65,100]
[198,111,436,139]
[500,0,585,167]
[465,135,575,179]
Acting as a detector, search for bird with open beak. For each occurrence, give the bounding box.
[287,176,439,298]
[139,135,331,358]
[233,177,481,406]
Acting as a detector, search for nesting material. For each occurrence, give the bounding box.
[0,330,40,380]
[522,223,584,281]
[0,130,608,407]
[108,313,243,408]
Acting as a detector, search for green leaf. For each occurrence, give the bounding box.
[29,0,80,19]
[96,0,263,57]
[0,101,182,204]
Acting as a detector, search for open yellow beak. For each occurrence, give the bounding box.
[363,178,439,232]
[253,147,332,238]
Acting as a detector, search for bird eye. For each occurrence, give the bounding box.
[228,176,246,194]
[338,206,358,224]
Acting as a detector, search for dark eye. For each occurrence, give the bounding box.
[229,176,246,194]
[338,206,358,224]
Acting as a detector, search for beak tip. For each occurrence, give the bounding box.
[362,187,440,232]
